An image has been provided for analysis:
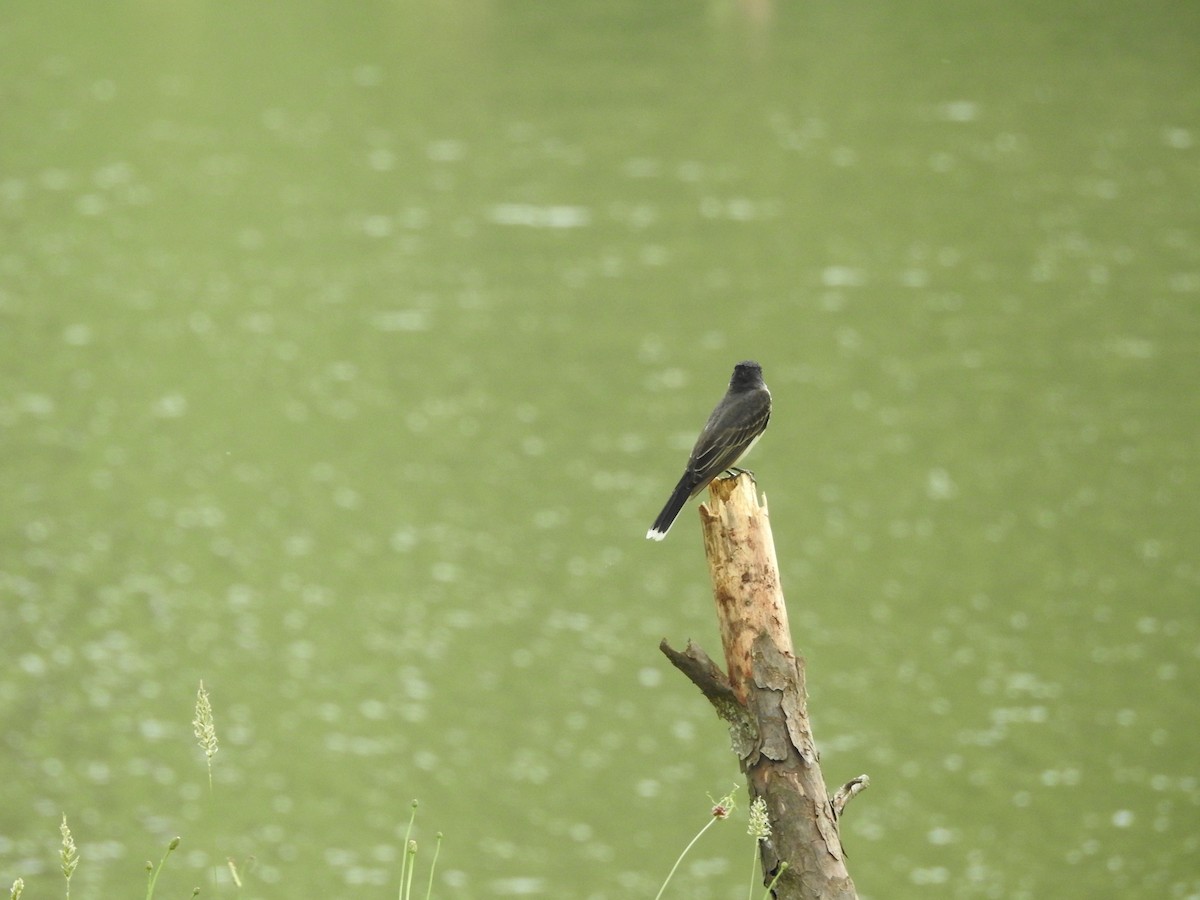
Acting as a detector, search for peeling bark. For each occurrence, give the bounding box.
[661,474,865,899]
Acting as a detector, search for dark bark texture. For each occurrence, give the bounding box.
[661,474,861,900]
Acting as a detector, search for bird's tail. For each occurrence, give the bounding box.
[646,475,697,541]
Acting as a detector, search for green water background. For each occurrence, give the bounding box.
[2,2,1198,897]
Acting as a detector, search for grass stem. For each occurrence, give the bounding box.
[654,787,738,900]
[423,833,443,900]
[398,800,418,900]
[145,837,181,900]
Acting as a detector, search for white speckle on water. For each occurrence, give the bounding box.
[623,157,661,178]
[910,867,950,885]
[926,467,958,500]
[367,148,394,171]
[822,266,866,287]
[361,214,392,237]
[152,393,187,418]
[371,309,430,332]
[1040,767,1082,787]
[637,667,661,688]
[489,877,546,895]
[18,393,53,420]
[831,146,857,166]
[635,779,660,798]
[358,699,387,720]
[927,827,957,845]
[488,203,590,228]
[1105,335,1156,358]
[1162,127,1193,149]
[431,561,459,583]
[389,527,417,552]
[351,64,382,87]
[937,100,980,122]
[427,139,467,162]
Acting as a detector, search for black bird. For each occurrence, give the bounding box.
[646,360,771,541]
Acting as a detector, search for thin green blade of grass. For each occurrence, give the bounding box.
[398,800,419,900]
[654,787,738,900]
[145,836,181,900]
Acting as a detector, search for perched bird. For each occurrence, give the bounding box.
[646,360,771,541]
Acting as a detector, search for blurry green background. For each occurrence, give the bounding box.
[2,1,1198,898]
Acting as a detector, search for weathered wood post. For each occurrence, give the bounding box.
[660,473,865,899]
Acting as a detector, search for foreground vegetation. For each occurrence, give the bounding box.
[10,683,780,899]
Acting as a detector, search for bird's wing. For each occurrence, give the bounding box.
[686,390,771,488]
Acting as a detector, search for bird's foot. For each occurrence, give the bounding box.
[720,466,754,480]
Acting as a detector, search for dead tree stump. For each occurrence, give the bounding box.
[660,473,865,900]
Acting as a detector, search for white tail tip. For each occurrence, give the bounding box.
[646,528,667,541]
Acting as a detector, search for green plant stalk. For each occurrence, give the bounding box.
[423,833,443,900]
[403,841,417,900]
[653,817,718,900]
[398,800,418,900]
[759,861,788,900]
[145,837,181,900]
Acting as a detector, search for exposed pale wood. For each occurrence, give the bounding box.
[661,473,862,899]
